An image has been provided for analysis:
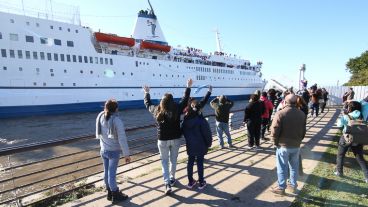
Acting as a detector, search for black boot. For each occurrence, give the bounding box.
[106,187,112,201]
[111,188,129,203]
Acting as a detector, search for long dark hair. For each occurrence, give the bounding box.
[184,98,200,118]
[104,99,118,121]
[156,93,177,122]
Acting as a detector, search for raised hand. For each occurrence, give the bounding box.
[208,85,212,92]
[142,85,150,93]
[187,78,193,88]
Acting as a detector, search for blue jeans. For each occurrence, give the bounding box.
[100,150,121,191]
[187,155,205,183]
[157,139,181,185]
[216,121,232,147]
[276,147,300,189]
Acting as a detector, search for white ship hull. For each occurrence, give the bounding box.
[0,10,264,118]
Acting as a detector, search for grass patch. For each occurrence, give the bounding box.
[291,134,368,207]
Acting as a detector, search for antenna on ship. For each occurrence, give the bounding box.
[215,28,223,52]
[147,0,155,16]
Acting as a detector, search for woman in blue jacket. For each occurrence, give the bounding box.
[182,99,213,190]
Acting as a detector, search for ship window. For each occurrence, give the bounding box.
[72,55,77,62]
[54,53,58,61]
[3,66,7,70]
[131,72,133,76]
[153,74,155,76]
[10,19,15,23]
[60,54,65,61]
[50,25,53,29]
[10,33,19,41]
[67,28,70,32]
[109,58,113,65]
[43,82,46,86]
[51,73,54,77]
[36,68,40,72]
[90,70,93,74]
[1,49,6,57]
[33,51,38,59]
[33,82,37,86]
[17,50,23,58]
[135,61,138,67]
[59,27,62,30]
[0,32,2,39]
[64,69,67,73]
[67,41,74,47]
[104,58,108,64]
[66,54,71,62]
[89,57,93,63]
[95,57,98,64]
[25,51,31,59]
[75,30,79,33]
[26,22,30,26]
[40,52,45,60]
[19,67,22,71]
[50,69,54,72]
[9,50,15,58]
[80,70,83,74]
[54,39,62,46]
[60,83,64,86]
[84,56,88,63]
[36,23,39,27]
[73,83,76,86]
[78,55,82,63]
[122,72,125,75]
[40,37,48,44]
[47,53,52,60]
[100,57,103,64]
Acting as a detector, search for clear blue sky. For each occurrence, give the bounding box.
[8,0,368,87]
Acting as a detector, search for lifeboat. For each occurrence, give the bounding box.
[95,32,135,47]
[140,40,171,53]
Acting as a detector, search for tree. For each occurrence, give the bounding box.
[345,50,368,86]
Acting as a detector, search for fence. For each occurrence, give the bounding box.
[323,85,368,106]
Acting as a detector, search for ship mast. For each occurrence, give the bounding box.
[148,0,155,16]
[215,29,223,53]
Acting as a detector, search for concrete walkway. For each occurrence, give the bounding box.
[62,108,340,207]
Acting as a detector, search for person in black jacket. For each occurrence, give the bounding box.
[243,94,264,150]
[210,95,234,148]
[143,78,193,195]
[182,99,213,190]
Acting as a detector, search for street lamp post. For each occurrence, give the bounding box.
[299,64,306,91]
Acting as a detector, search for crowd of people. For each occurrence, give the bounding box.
[95,80,368,203]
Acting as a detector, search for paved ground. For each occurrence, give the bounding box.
[61,108,340,207]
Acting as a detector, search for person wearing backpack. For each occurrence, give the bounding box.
[334,101,368,183]
[182,98,213,190]
[96,99,131,203]
[143,78,193,195]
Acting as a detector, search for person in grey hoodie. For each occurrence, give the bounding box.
[96,99,131,203]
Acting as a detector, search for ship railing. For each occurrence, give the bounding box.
[0,0,81,25]
[0,109,247,206]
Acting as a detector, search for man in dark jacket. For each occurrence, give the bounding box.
[210,95,234,149]
[270,94,306,195]
[243,94,264,150]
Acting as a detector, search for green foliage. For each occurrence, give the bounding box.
[345,50,368,86]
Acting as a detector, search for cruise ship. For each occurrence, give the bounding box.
[0,1,264,118]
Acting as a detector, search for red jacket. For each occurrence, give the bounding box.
[260,96,274,119]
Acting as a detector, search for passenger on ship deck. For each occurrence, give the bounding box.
[96,99,131,203]
[142,78,193,195]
